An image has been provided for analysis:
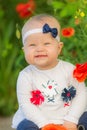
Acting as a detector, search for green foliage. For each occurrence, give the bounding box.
[0,1,27,116]
[0,0,87,116]
[49,0,87,63]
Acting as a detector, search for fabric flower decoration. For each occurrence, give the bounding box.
[73,62,87,82]
[30,90,44,105]
[61,27,75,37]
[16,0,35,18]
[61,86,76,102]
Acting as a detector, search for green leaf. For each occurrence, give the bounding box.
[16,28,21,39]
[51,1,65,10]
[60,4,77,17]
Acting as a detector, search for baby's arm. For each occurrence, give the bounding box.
[63,78,87,130]
[17,71,49,128]
[64,82,87,123]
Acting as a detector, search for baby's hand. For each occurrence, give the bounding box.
[63,121,77,130]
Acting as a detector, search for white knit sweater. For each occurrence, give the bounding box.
[12,60,87,128]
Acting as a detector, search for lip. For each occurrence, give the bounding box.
[35,55,48,58]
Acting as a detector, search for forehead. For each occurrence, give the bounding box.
[25,31,56,44]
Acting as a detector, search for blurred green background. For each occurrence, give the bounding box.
[0,0,87,116]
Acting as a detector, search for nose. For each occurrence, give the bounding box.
[36,45,44,52]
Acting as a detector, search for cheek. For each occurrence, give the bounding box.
[24,50,33,64]
[49,47,59,56]
[24,54,30,64]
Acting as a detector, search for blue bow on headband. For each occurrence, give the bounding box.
[43,23,58,38]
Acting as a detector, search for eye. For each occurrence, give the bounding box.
[44,42,51,45]
[29,43,36,46]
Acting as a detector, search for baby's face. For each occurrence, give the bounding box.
[23,32,63,70]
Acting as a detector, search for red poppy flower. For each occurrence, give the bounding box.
[73,62,87,82]
[30,90,44,105]
[16,0,35,18]
[61,27,75,37]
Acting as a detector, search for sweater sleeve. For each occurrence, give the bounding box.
[17,71,49,128]
[64,75,87,124]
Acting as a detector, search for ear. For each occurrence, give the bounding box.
[58,42,63,54]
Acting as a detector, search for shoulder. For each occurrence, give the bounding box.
[59,60,75,74]
[17,65,34,81]
[20,64,34,74]
[59,60,75,69]
[16,65,35,89]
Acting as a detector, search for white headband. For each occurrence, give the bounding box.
[22,24,60,45]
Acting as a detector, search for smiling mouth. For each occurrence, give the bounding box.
[35,55,48,58]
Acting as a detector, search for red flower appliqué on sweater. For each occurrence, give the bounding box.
[30,90,44,105]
